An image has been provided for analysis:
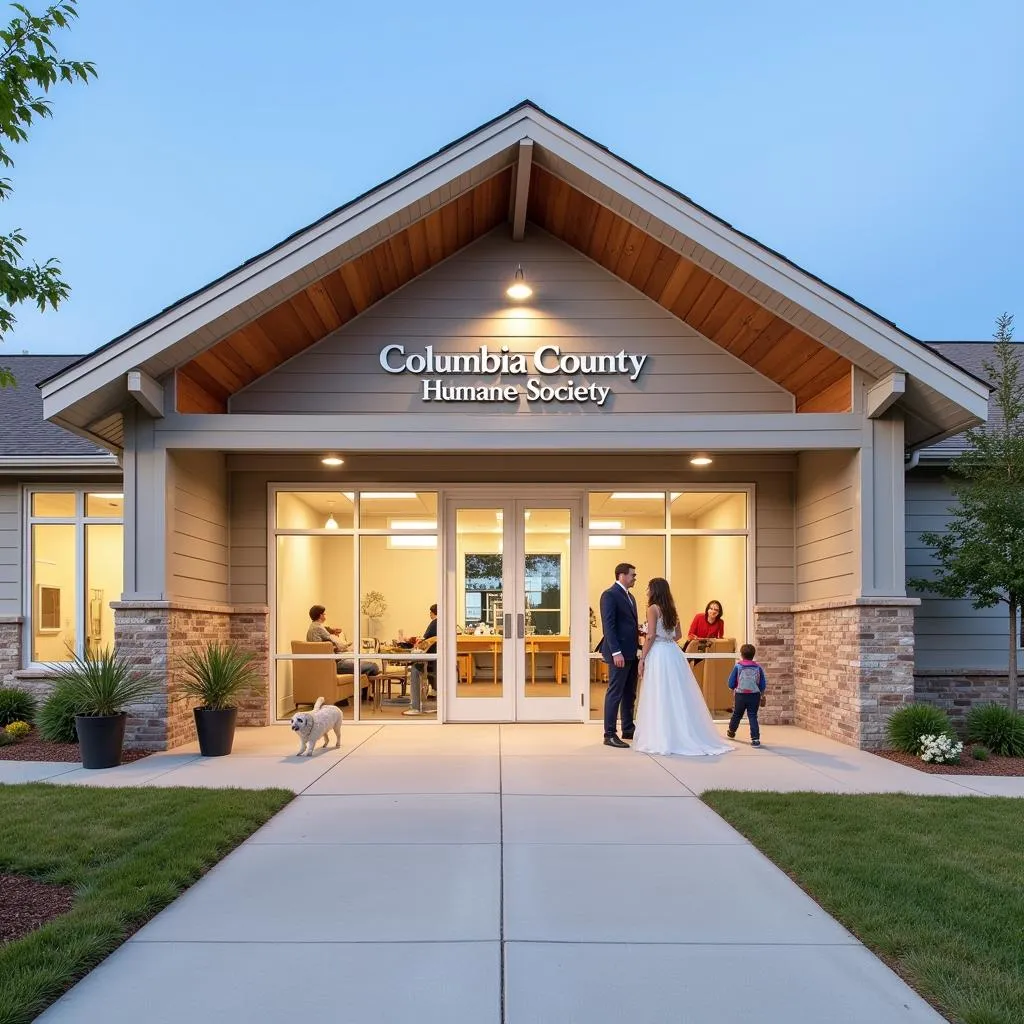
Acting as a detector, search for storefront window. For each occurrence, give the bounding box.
[273,490,438,721]
[28,490,124,663]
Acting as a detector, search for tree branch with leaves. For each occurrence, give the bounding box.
[909,313,1024,713]
[0,1,95,387]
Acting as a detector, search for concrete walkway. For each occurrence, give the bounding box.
[10,723,1016,1023]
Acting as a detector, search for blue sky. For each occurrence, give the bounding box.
[7,0,1022,355]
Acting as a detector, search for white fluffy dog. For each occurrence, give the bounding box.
[290,696,342,756]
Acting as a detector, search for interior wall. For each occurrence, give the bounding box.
[795,450,857,601]
[31,524,75,661]
[85,524,122,655]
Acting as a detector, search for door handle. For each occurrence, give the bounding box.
[504,612,511,638]
[517,613,525,638]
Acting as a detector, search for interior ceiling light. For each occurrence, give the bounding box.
[589,520,623,530]
[324,501,339,530]
[361,492,417,499]
[689,456,713,466]
[506,264,532,301]
[609,492,662,500]
[321,456,344,467]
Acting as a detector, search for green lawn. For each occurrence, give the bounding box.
[0,784,293,1024]
[702,791,1024,1024]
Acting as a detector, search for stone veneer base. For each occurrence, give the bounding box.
[757,599,917,750]
[914,671,1018,730]
[113,601,269,751]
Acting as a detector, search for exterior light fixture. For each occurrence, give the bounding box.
[321,456,344,467]
[506,264,532,301]
[689,456,713,466]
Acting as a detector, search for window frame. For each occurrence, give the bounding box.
[22,486,124,667]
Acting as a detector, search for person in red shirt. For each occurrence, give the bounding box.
[686,600,724,642]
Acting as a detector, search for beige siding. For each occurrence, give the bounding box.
[169,451,229,604]
[906,474,1012,671]
[230,228,794,418]
[0,483,20,616]
[795,451,857,601]
[228,456,795,609]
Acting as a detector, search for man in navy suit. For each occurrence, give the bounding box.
[600,562,640,748]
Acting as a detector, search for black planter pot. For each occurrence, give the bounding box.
[75,713,127,770]
[193,707,237,757]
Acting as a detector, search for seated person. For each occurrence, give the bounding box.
[685,600,725,648]
[306,604,379,677]
[403,603,438,716]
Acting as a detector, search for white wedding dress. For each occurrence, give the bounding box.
[633,609,734,756]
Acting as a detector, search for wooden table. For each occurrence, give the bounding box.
[456,635,501,685]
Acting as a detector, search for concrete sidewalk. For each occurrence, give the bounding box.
[13,723,1011,1022]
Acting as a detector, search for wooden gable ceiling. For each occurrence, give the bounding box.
[176,162,852,415]
[525,167,852,413]
[176,168,515,413]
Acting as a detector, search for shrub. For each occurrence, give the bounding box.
[886,703,955,754]
[0,730,14,747]
[35,683,81,743]
[4,720,31,739]
[55,646,159,717]
[965,703,1024,757]
[0,686,37,726]
[919,733,963,764]
[971,744,991,761]
[177,642,258,711]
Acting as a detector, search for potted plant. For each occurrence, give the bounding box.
[361,590,388,639]
[178,642,259,756]
[57,647,158,769]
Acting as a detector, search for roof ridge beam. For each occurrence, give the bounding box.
[509,139,533,241]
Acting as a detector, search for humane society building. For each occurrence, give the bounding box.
[1,102,997,751]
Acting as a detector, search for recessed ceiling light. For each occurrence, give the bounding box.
[321,456,344,467]
[689,456,713,466]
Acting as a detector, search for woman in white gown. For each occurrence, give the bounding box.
[633,578,733,756]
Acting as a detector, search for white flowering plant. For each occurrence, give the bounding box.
[360,591,387,619]
[919,733,963,764]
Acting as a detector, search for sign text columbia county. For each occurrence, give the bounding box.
[379,344,648,407]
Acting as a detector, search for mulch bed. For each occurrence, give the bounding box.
[0,873,77,945]
[0,728,151,764]
[874,749,1024,776]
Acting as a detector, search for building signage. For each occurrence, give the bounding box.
[378,344,648,406]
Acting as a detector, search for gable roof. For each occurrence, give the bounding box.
[920,342,1023,462]
[1,355,113,463]
[39,100,988,451]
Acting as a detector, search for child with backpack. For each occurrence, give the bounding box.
[726,643,767,747]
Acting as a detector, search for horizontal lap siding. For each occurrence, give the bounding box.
[906,474,1009,671]
[170,451,229,604]
[0,484,20,615]
[230,229,793,418]
[796,451,856,601]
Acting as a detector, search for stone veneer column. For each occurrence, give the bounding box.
[0,617,22,688]
[114,601,270,750]
[752,609,795,726]
[792,599,917,749]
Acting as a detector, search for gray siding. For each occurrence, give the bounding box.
[230,228,794,418]
[906,473,1014,671]
[228,457,795,609]
[169,451,229,604]
[795,451,857,601]
[0,483,20,616]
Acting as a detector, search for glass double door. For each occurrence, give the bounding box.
[445,495,584,722]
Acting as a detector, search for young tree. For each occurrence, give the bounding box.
[0,1,95,387]
[909,313,1024,713]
